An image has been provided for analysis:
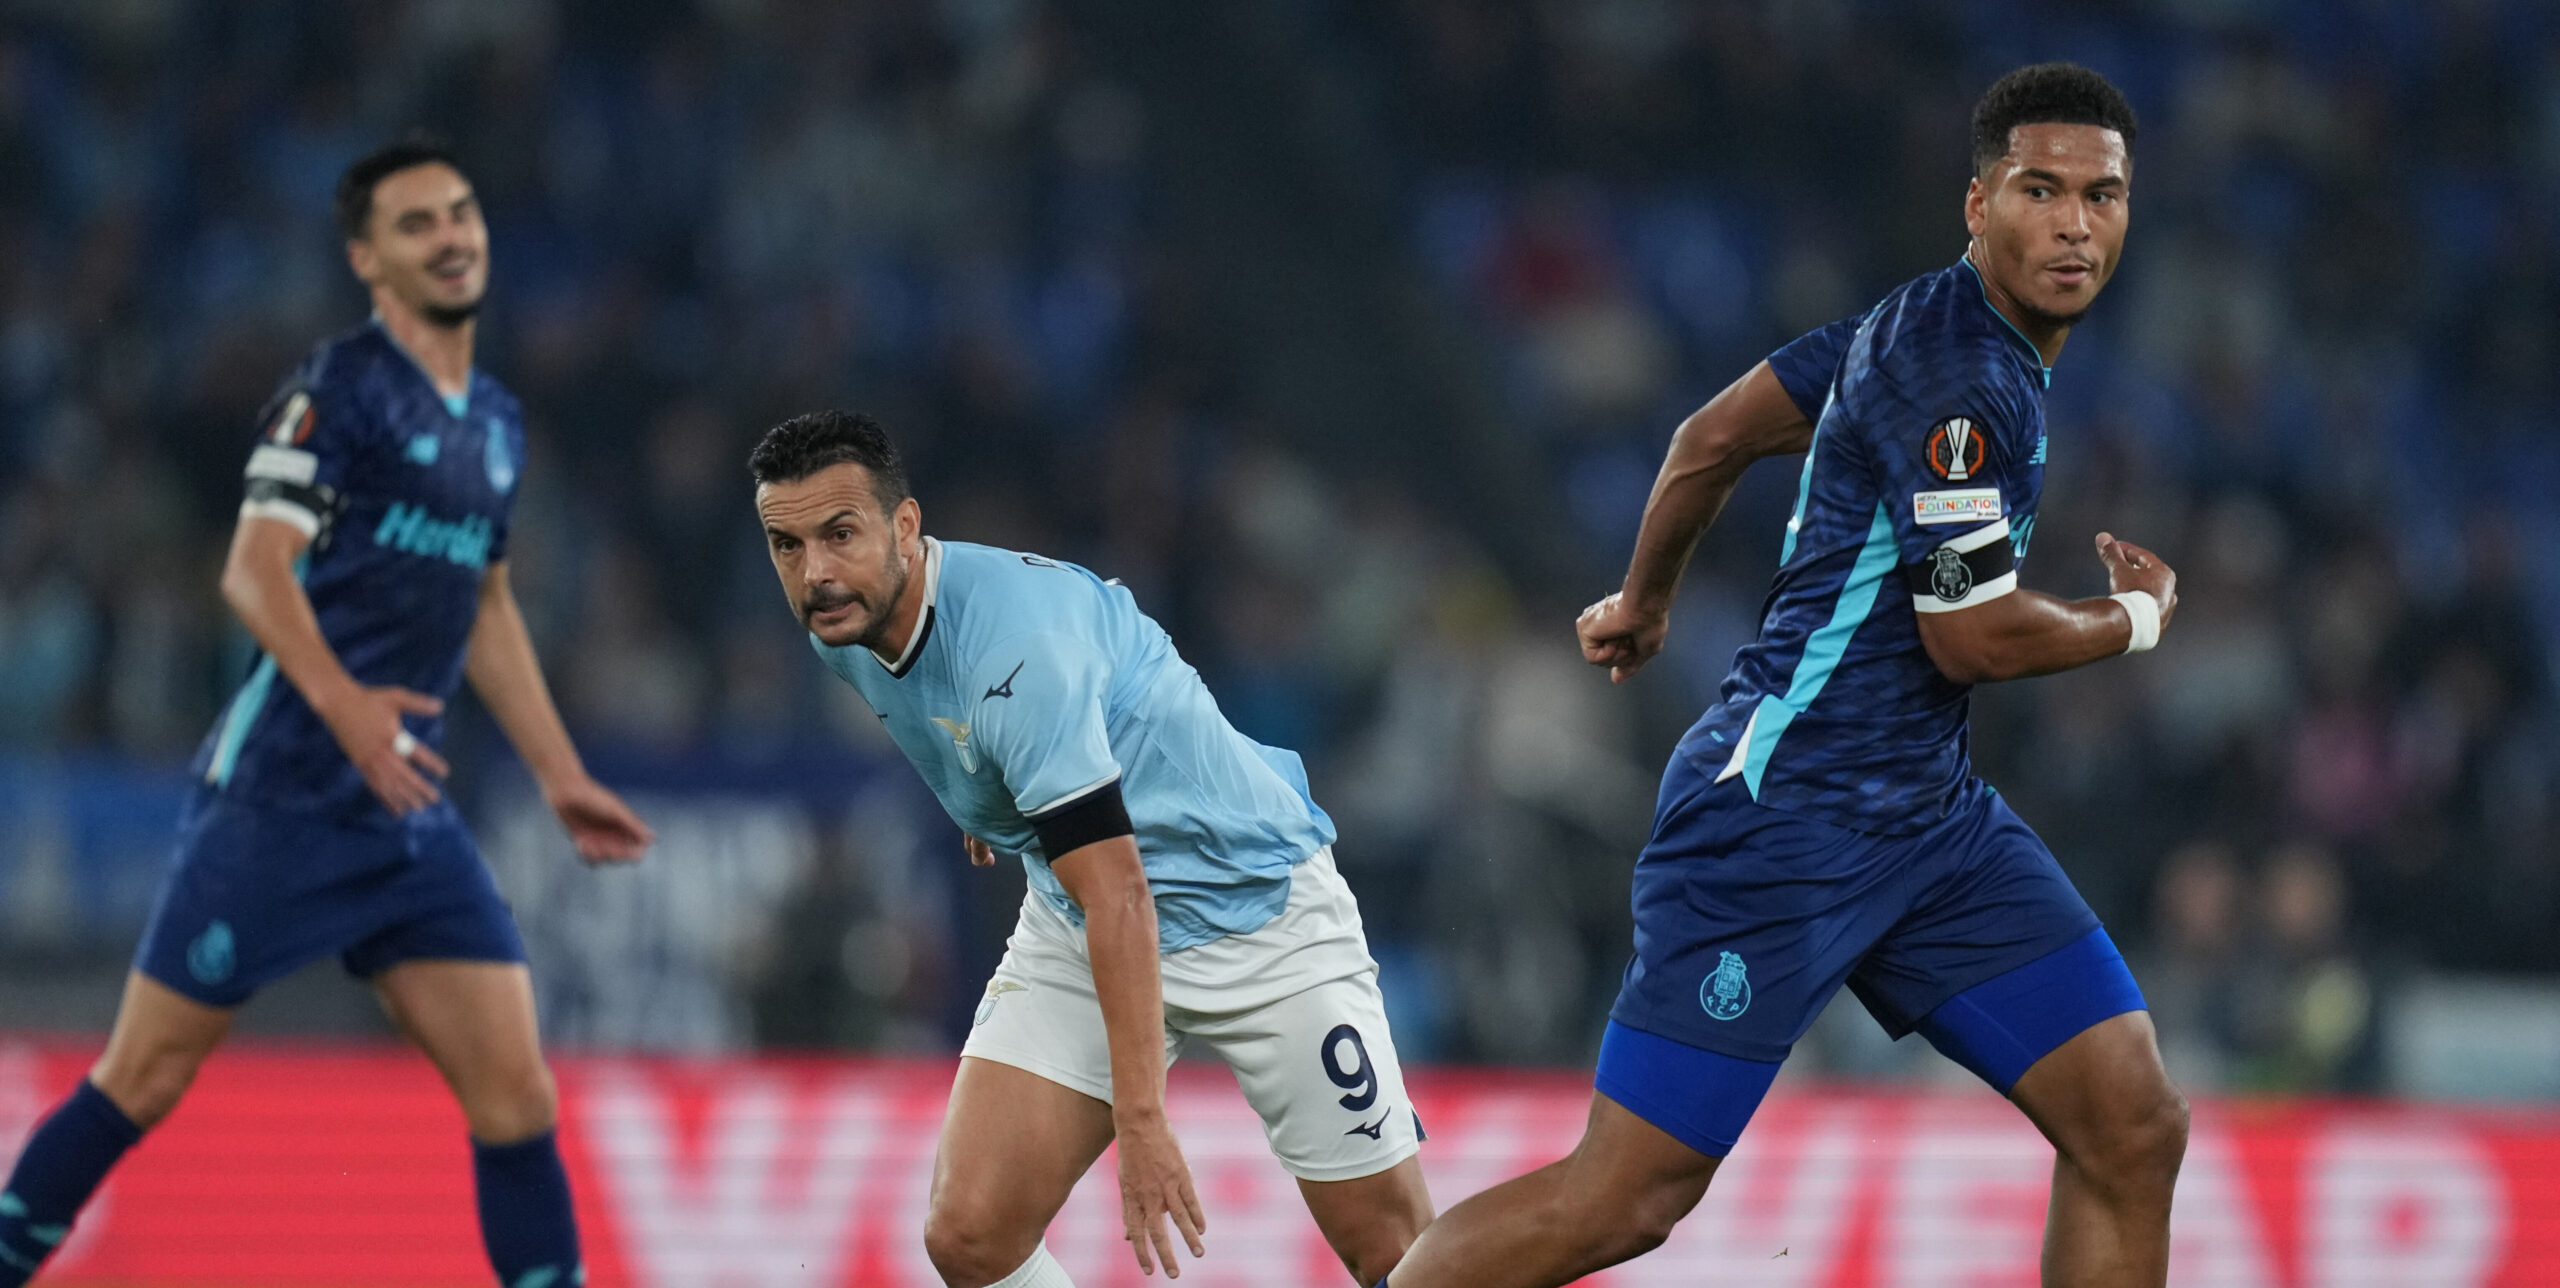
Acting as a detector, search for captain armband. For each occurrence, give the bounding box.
[1026,775,1133,859]
[238,445,340,538]
[1904,518,2018,613]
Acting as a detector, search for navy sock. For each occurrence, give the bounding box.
[0,1080,143,1286]
[473,1130,581,1288]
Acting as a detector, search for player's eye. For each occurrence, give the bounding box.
[830,527,855,543]
[2025,186,2051,199]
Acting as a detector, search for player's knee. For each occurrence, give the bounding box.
[922,1200,1035,1288]
[1604,1183,1694,1261]
[2072,1079,2188,1202]
[1329,1199,1430,1285]
[1543,1167,1692,1266]
[461,1062,559,1144]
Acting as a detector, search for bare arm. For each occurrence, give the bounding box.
[1051,836,1206,1277]
[1914,531,2177,684]
[1579,361,1817,682]
[220,515,449,813]
[465,562,652,862]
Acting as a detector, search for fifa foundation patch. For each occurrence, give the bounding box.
[1912,488,2003,525]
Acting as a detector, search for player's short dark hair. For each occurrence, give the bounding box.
[335,131,467,241]
[749,409,912,503]
[1970,63,2137,177]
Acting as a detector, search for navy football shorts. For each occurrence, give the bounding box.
[135,790,526,1008]
[1597,755,2143,1158]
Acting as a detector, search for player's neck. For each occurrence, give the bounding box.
[373,296,476,399]
[867,541,933,665]
[1964,247,2070,367]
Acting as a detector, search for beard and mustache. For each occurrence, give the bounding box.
[802,556,912,651]
[417,250,484,329]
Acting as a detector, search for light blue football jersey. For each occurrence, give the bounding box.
[814,538,1338,953]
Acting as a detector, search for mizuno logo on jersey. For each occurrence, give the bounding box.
[985,662,1023,701]
[374,502,493,570]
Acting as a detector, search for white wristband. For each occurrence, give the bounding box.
[2109,590,2161,654]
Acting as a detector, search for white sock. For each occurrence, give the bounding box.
[990,1243,1078,1288]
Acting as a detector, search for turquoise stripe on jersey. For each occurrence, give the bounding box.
[1780,431,1822,565]
[207,655,278,786]
[1742,502,1900,795]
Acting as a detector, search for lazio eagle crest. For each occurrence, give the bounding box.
[929,717,979,773]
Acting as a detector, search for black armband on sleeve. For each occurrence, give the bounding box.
[1028,777,1133,859]
[1903,523,2018,612]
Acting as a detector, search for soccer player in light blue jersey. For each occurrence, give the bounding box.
[1386,64,2186,1288]
[752,411,1433,1287]
[0,137,650,1287]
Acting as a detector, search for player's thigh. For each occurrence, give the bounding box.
[1191,968,1423,1186]
[372,959,554,1142]
[131,794,390,1011]
[1607,765,1908,1103]
[88,970,236,1128]
[1851,784,2127,1085]
[929,1057,1116,1269]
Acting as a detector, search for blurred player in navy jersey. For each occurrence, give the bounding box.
[0,136,651,1287]
[1386,65,2187,1287]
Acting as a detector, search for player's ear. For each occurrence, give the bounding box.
[346,238,380,287]
[1964,175,1988,238]
[894,495,922,556]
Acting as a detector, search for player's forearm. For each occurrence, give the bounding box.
[464,567,586,789]
[1059,838,1172,1120]
[220,522,361,716]
[1621,362,1814,611]
[1921,589,2133,685]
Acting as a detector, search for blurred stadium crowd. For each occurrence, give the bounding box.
[0,0,2554,1096]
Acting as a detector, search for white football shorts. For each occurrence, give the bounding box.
[960,846,1422,1182]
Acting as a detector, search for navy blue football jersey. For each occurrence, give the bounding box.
[1685,257,2050,833]
[189,322,524,822]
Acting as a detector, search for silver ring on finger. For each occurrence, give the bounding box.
[392,730,419,759]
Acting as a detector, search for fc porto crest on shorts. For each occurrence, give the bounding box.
[1700,950,1751,1020]
[187,920,236,986]
[1926,417,1985,481]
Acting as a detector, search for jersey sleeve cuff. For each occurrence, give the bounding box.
[1025,773,1132,859]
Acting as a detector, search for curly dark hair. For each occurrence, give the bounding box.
[1970,63,2137,176]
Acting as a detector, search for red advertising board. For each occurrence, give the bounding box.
[3,1039,2555,1286]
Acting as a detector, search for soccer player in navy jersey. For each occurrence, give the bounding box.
[1384,65,2186,1287]
[0,136,651,1287]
